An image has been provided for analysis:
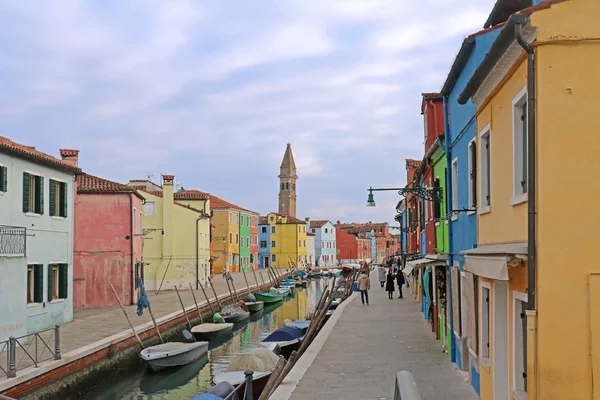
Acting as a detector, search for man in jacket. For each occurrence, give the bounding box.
[378,266,386,287]
[357,271,371,305]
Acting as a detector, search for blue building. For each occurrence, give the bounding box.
[307,219,337,267]
[441,26,501,395]
[258,217,271,268]
[365,229,376,263]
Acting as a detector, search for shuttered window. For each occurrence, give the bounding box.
[49,179,67,217]
[0,165,7,192]
[23,173,44,214]
[47,264,68,301]
[27,264,43,303]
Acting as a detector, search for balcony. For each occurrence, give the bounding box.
[0,225,26,257]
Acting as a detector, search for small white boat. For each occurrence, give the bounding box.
[140,340,209,372]
[245,301,264,312]
[270,287,290,296]
[190,323,234,341]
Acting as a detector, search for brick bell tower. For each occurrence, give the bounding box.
[278,143,298,218]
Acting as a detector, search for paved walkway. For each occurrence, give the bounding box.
[288,273,478,400]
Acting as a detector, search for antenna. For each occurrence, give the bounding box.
[147,172,154,181]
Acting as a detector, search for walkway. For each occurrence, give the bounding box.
[287,273,478,400]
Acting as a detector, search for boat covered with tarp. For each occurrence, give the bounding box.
[260,326,303,359]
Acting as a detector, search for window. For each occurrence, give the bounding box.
[229,233,232,243]
[513,88,528,201]
[303,226,305,233]
[261,226,267,234]
[423,107,428,143]
[303,240,306,247]
[468,140,477,210]
[433,178,441,220]
[228,254,232,265]
[298,240,301,247]
[27,264,43,304]
[271,254,276,262]
[235,234,239,244]
[481,284,491,359]
[271,240,276,247]
[270,216,274,221]
[247,216,250,226]
[514,293,528,393]
[292,183,295,191]
[143,201,156,216]
[325,228,328,233]
[281,183,284,191]
[246,237,249,247]
[229,212,232,223]
[312,228,315,233]
[236,213,239,225]
[48,263,68,301]
[451,159,458,220]
[479,126,491,210]
[0,165,7,192]
[23,173,44,214]
[271,226,276,234]
[250,254,254,263]
[260,240,267,248]
[49,179,68,217]
[285,182,289,190]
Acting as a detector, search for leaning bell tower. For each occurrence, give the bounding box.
[278,143,298,218]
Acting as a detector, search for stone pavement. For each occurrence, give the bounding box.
[288,273,478,400]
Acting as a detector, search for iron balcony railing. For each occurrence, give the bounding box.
[0,225,26,256]
[0,325,61,378]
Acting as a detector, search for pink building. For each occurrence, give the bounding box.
[73,172,144,308]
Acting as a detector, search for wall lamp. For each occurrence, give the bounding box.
[134,228,165,237]
[366,185,443,207]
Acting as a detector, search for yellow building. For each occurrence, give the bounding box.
[458,1,600,399]
[127,175,210,290]
[264,212,307,269]
[210,195,247,274]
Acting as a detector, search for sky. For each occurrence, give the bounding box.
[0,0,497,226]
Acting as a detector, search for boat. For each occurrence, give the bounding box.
[220,305,250,323]
[260,327,303,359]
[140,333,209,372]
[140,354,208,394]
[190,381,237,400]
[295,279,307,288]
[270,287,290,296]
[254,291,283,304]
[245,300,264,312]
[190,323,234,341]
[292,321,310,335]
[213,348,280,398]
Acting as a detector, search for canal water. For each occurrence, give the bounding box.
[79,278,331,400]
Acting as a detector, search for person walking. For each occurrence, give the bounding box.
[378,265,386,288]
[357,270,371,305]
[395,268,405,299]
[385,267,395,299]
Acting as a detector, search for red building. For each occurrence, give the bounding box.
[73,171,144,308]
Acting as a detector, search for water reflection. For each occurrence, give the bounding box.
[81,277,330,400]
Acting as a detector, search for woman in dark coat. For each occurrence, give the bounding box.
[385,267,395,299]
[395,268,405,299]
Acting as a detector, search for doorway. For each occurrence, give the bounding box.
[264,256,269,269]
[493,282,509,399]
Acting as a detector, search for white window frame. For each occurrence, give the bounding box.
[143,201,156,216]
[478,123,492,214]
[271,226,276,234]
[512,86,528,205]
[451,158,458,221]
[467,138,477,215]
[271,254,276,262]
[24,171,42,216]
[229,212,232,224]
[480,280,491,368]
[512,291,528,395]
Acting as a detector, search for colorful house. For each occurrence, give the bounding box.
[258,216,271,269]
[404,159,421,257]
[440,21,502,393]
[127,175,210,290]
[307,219,337,267]
[456,0,599,398]
[237,210,259,272]
[73,172,144,308]
[263,212,307,268]
[0,138,80,341]
[249,215,258,270]
[306,232,316,266]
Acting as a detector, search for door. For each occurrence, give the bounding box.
[493,282,509,399]
[264,256,269,268]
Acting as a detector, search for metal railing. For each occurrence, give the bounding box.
[223,370,253,400]
[394,371,422,400]
[0,225,26,256]
[0,325,61,378]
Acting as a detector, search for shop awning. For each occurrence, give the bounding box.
[403,254,447,275]
[462,243,527,281]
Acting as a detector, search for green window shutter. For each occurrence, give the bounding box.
[0,166,7,192]
[60,182,67,217]
[36,176,44,215]
[47,265,54,301]
[49,179,56,216]
[59,264,68,299]
[34,265,43,303]
[22,172,30,212]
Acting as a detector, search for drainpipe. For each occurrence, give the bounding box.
[196,215,201,289]
[515,16,536,311]
[129,193,135,305]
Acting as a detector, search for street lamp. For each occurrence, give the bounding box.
[132,228,165,237]
[366,189,376,207]
[366,185,442,207]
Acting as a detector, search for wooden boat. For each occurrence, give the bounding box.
[220,306,250,323]
[190,323,234,341]
[140,337,209,372]
[245,300,264,312]
[292,321,310,335]
[254,291,283,304]
[140,354,208,394]
[214,370,271,399]
[260,327,303,359]
[270,287,290,296]
[295,279,307,288]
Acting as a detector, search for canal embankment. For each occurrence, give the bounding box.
[0,271,287,400]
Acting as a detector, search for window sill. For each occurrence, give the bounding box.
[50,299,65,304]
[51,216,66,220]
[467,210,476,216]
[451,215,458,221]
[512,389,528,400]
[25,212,41,218]
[478,206,491,215]
[27,303,41,308]
[511,193,528,206]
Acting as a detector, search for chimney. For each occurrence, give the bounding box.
[305,217,309,221]
[337,220,340,224]
[59,149,79,166]
[162,174,175,257]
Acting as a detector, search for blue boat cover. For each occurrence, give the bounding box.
[293,321,310,333]
[255,291,280,298]
[189,395,223,400]
[263,327,303,342]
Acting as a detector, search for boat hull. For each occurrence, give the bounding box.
[223,310,250,323]
[254,292,283,303]
[140,341,209,372]
[214,370,272,399]
[190,323,234,342]
[245,301,264,312]
[260,339,301,360]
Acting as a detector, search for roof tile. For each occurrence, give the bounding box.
[174,190,210,200]
[0,136,81,173]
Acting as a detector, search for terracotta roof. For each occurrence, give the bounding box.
[259,216,268,225]
[307,232,316,237]
[174,201,209,215]
[283,215,305,224]
[76,174,144,199]
[0,136,81,173]
[421,92,442,100]
[174,190,210,200]
[406,159,421,170]
[209,195,257,214]
[309,220,330,228]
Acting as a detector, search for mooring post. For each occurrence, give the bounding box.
[8,336,16,377]
[54,325,61,360]
[244,370,254,400]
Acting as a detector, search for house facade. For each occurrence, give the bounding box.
[307,219,337,267]
[250,215,258,270]
[74,172,144,308]
[238,210,259,272]
[264,212,307,269]
[0,138,80,341]
[258,217,271,269]
[306,233,315,266]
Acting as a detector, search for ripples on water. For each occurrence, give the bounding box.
[81,277,332,400]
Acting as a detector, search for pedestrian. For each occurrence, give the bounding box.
[396,268,405,299]
[385,267,395,299]
[378,265,386,288]
[226,271,233,282]
[357,270,371,305]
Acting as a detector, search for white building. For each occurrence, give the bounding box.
[306,218,337,267]
[0,138,79,341]
[306,232,316,267]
